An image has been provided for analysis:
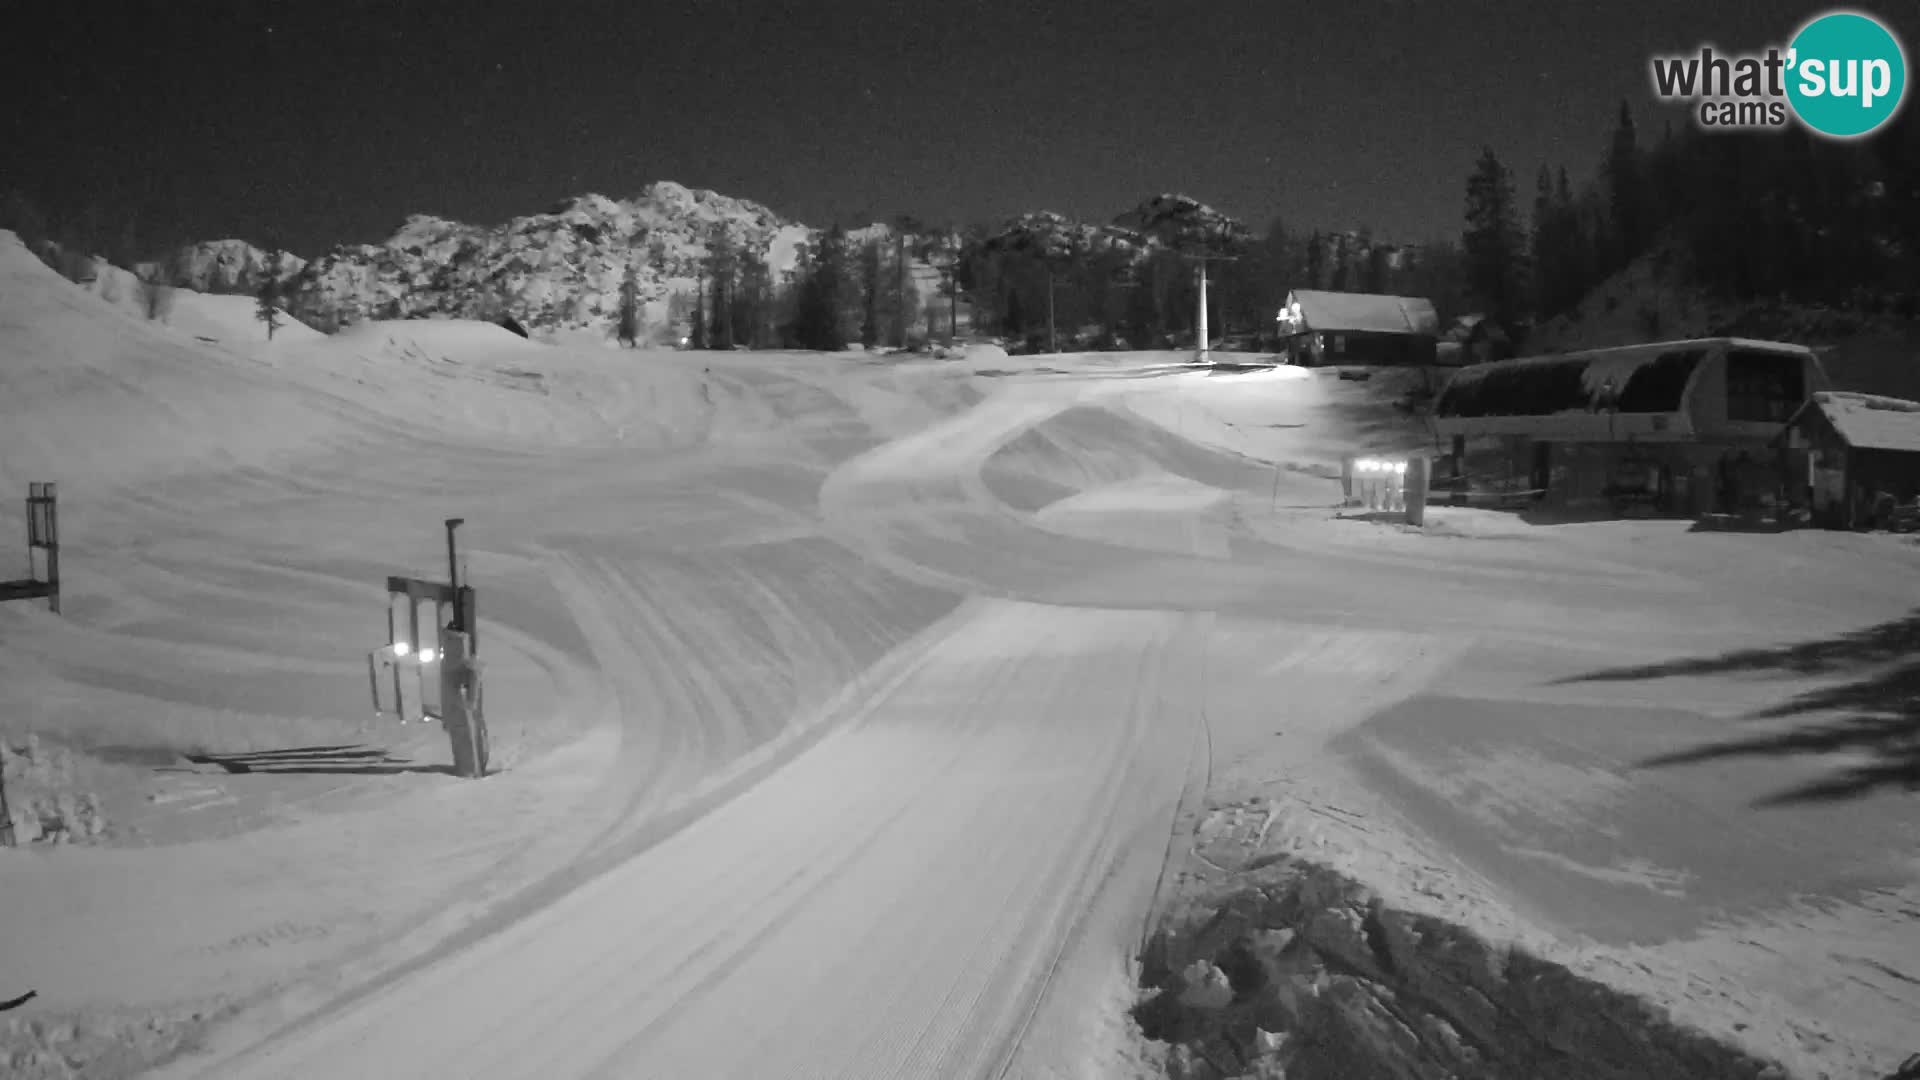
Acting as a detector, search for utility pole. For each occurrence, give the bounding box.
[0,751,15,847]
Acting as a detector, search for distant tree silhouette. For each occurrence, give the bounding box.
[0,189,50,259]
[1604,101,1648,271]
[859,237,883,349]
[691,268,709,350]
[1361,233,1392,295]
[1463,147,1528,330]
[617,262,641,347]
[1304,231,1327,291]
[256,253,284,340]
[734,248,774,348]
[704,224,737,349]
[790,226,850,350]
[137,251,179,320]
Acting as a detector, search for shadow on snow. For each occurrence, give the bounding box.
[1556,609,1920,806]
[178,743,454,777]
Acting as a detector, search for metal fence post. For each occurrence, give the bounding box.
[0,752,15,847]
[43,483,58,615]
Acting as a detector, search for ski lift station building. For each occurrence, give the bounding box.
[1429,338,1829,514]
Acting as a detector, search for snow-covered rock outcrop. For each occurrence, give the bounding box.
[168,239,307,294]
[1113,193,1252,252]
[276,183,820,340]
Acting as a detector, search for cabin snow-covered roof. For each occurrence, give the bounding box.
[1792,391,1920,452]
[1280,290,1439,336]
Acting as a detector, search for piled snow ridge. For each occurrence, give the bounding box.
[1818,389,1920,413]
[1134,856,1792,1080]
[0,229,365,490]
[1,734,108,846]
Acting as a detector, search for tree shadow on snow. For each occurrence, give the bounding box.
[1557,609,1920,806]
[180,743,453,777]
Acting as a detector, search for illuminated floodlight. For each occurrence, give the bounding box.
[418,647,439,663]
[393,641,412,657]
[1393,461,1408,474]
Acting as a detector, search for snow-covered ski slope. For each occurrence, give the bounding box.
[2,231,1918,1079]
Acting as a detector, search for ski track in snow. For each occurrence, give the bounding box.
[185,369,1230,1080]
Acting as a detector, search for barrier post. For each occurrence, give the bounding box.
[440,628,488,778]
[1450,436,1466,505]
[1406,457,1429,527]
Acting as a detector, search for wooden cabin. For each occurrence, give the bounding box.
[1276,290,1439,367]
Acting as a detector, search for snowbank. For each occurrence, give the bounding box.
[1136,857,1789,1080]
[0,233,359,492]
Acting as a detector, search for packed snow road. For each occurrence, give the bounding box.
[201,602,1205,1079]
[157,362,1239,1080]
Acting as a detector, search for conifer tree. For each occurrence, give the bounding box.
[1463,147,1527,329]
[791,226,850,351]
[255,251,288,339]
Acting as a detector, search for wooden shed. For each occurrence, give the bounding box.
[1779,391,1920,529]
[1276,290,1439,367]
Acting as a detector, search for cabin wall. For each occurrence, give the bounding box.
[1286,330,1436,367]
[1517,438,1789,515]
[1853,448,1920,503]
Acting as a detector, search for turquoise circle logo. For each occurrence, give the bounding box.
[1786,10,1908,138]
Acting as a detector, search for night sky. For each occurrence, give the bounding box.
[6,0,1914,257]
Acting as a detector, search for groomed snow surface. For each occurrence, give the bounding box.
[0,229,1916,1079]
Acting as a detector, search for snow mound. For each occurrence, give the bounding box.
[0,231,359,491]
[333,317,539,354]
[167,290,325,345]
[1136,857,1789,1080]
[961,343,1010,368]
[60,257,322,345]
[1,734,108,845]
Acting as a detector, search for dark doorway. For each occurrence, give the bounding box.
[1530,440,1553,499]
